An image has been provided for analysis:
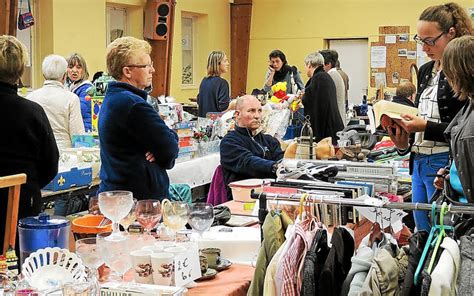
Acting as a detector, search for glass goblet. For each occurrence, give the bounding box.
[75,238,103,293]
[98,191,134,236]
[162,200,189,241]
[135,199,162,236]
[120,198,138,232]
[96,231,131,281]
[188,203,214,238]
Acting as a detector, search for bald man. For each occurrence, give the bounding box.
[220,95,284,199]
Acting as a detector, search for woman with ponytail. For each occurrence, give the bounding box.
[387,2,473,231]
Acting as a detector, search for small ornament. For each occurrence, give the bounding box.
[5,246,18,275]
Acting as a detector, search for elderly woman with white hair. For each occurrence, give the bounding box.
[27,54,85,150]
[301,51,344,144]
[0,35,58,249]
[98,36,179,201]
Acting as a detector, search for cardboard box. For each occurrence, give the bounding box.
[178,137,194,148]
[175,128,194,138]
[43,167,93,191]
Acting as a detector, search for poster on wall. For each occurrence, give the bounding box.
[407,51,417,60]
[371,46,387,68]
[398,49,407,57]
[385,35,396,44]
[374,72,387,88]
[399,34,409,42]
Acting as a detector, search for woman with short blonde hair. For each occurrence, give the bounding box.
[206,50,226,76]
[0,35,59,249]
[0,35,28,84]
[106,36,152,80]
[197,50,231,117]
[98,36,179,201]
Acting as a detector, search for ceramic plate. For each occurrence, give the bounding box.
[197,268,217,281]
[215,258,232,271]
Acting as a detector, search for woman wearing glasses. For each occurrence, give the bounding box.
[387,2,473,231]
[97,36,179,201]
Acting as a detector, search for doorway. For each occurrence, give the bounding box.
[328,39,369,106]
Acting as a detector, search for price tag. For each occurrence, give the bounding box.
[174,243,201,287]
[354,196,407,233]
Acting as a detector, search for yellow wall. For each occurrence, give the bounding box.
[34,0,106,86]
[32,0,230,104]
[170,0,230,102]
[32,0,472,100]
[248,0,473,98]
[33,0,144,87]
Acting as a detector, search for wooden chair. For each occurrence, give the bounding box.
[0,173,26,254]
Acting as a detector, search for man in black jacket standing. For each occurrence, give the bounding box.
[220,95,283,199]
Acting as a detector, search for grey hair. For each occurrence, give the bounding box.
[235,95,258,111]
[42,54,67,81]
[304,52,324,68]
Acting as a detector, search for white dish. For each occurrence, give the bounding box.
[22,247,86,291]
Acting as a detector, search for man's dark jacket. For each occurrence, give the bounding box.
[220,125,283,198]
[98,82,179,200]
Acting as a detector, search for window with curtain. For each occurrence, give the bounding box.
[106,6,127,45]
[181,16,195,86]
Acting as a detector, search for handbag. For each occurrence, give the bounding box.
[18,0,35,30]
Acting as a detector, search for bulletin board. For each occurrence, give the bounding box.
[370,26,417,88]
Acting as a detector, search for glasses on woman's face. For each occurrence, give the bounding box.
[413,32,445,46]
[124,61,154,69]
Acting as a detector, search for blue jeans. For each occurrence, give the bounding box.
[412,152,449,231]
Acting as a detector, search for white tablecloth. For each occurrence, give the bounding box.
[167,153,220,188]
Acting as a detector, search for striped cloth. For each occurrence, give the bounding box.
[280,219,317,295]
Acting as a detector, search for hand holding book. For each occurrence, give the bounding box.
[394,113,428,133]
[385,120,410,149]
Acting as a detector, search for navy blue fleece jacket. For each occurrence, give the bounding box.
[197,76,230,117]
[220,125,283,198]
[98,82,179,200]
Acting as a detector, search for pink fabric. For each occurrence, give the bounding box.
[281,219,313,296]
[207,165,228,206]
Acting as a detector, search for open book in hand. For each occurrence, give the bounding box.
[368,100,418,134]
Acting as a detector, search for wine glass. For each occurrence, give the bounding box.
[188,203,214,238]
[162,200,189,241]
[135,199,162,236]
[98,191,134,236]
[121,198,137,232]
[96,231,131,281]
[75,238,103,293]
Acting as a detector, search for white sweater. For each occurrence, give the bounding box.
[27,80,85,150]
[328,68,346,126]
